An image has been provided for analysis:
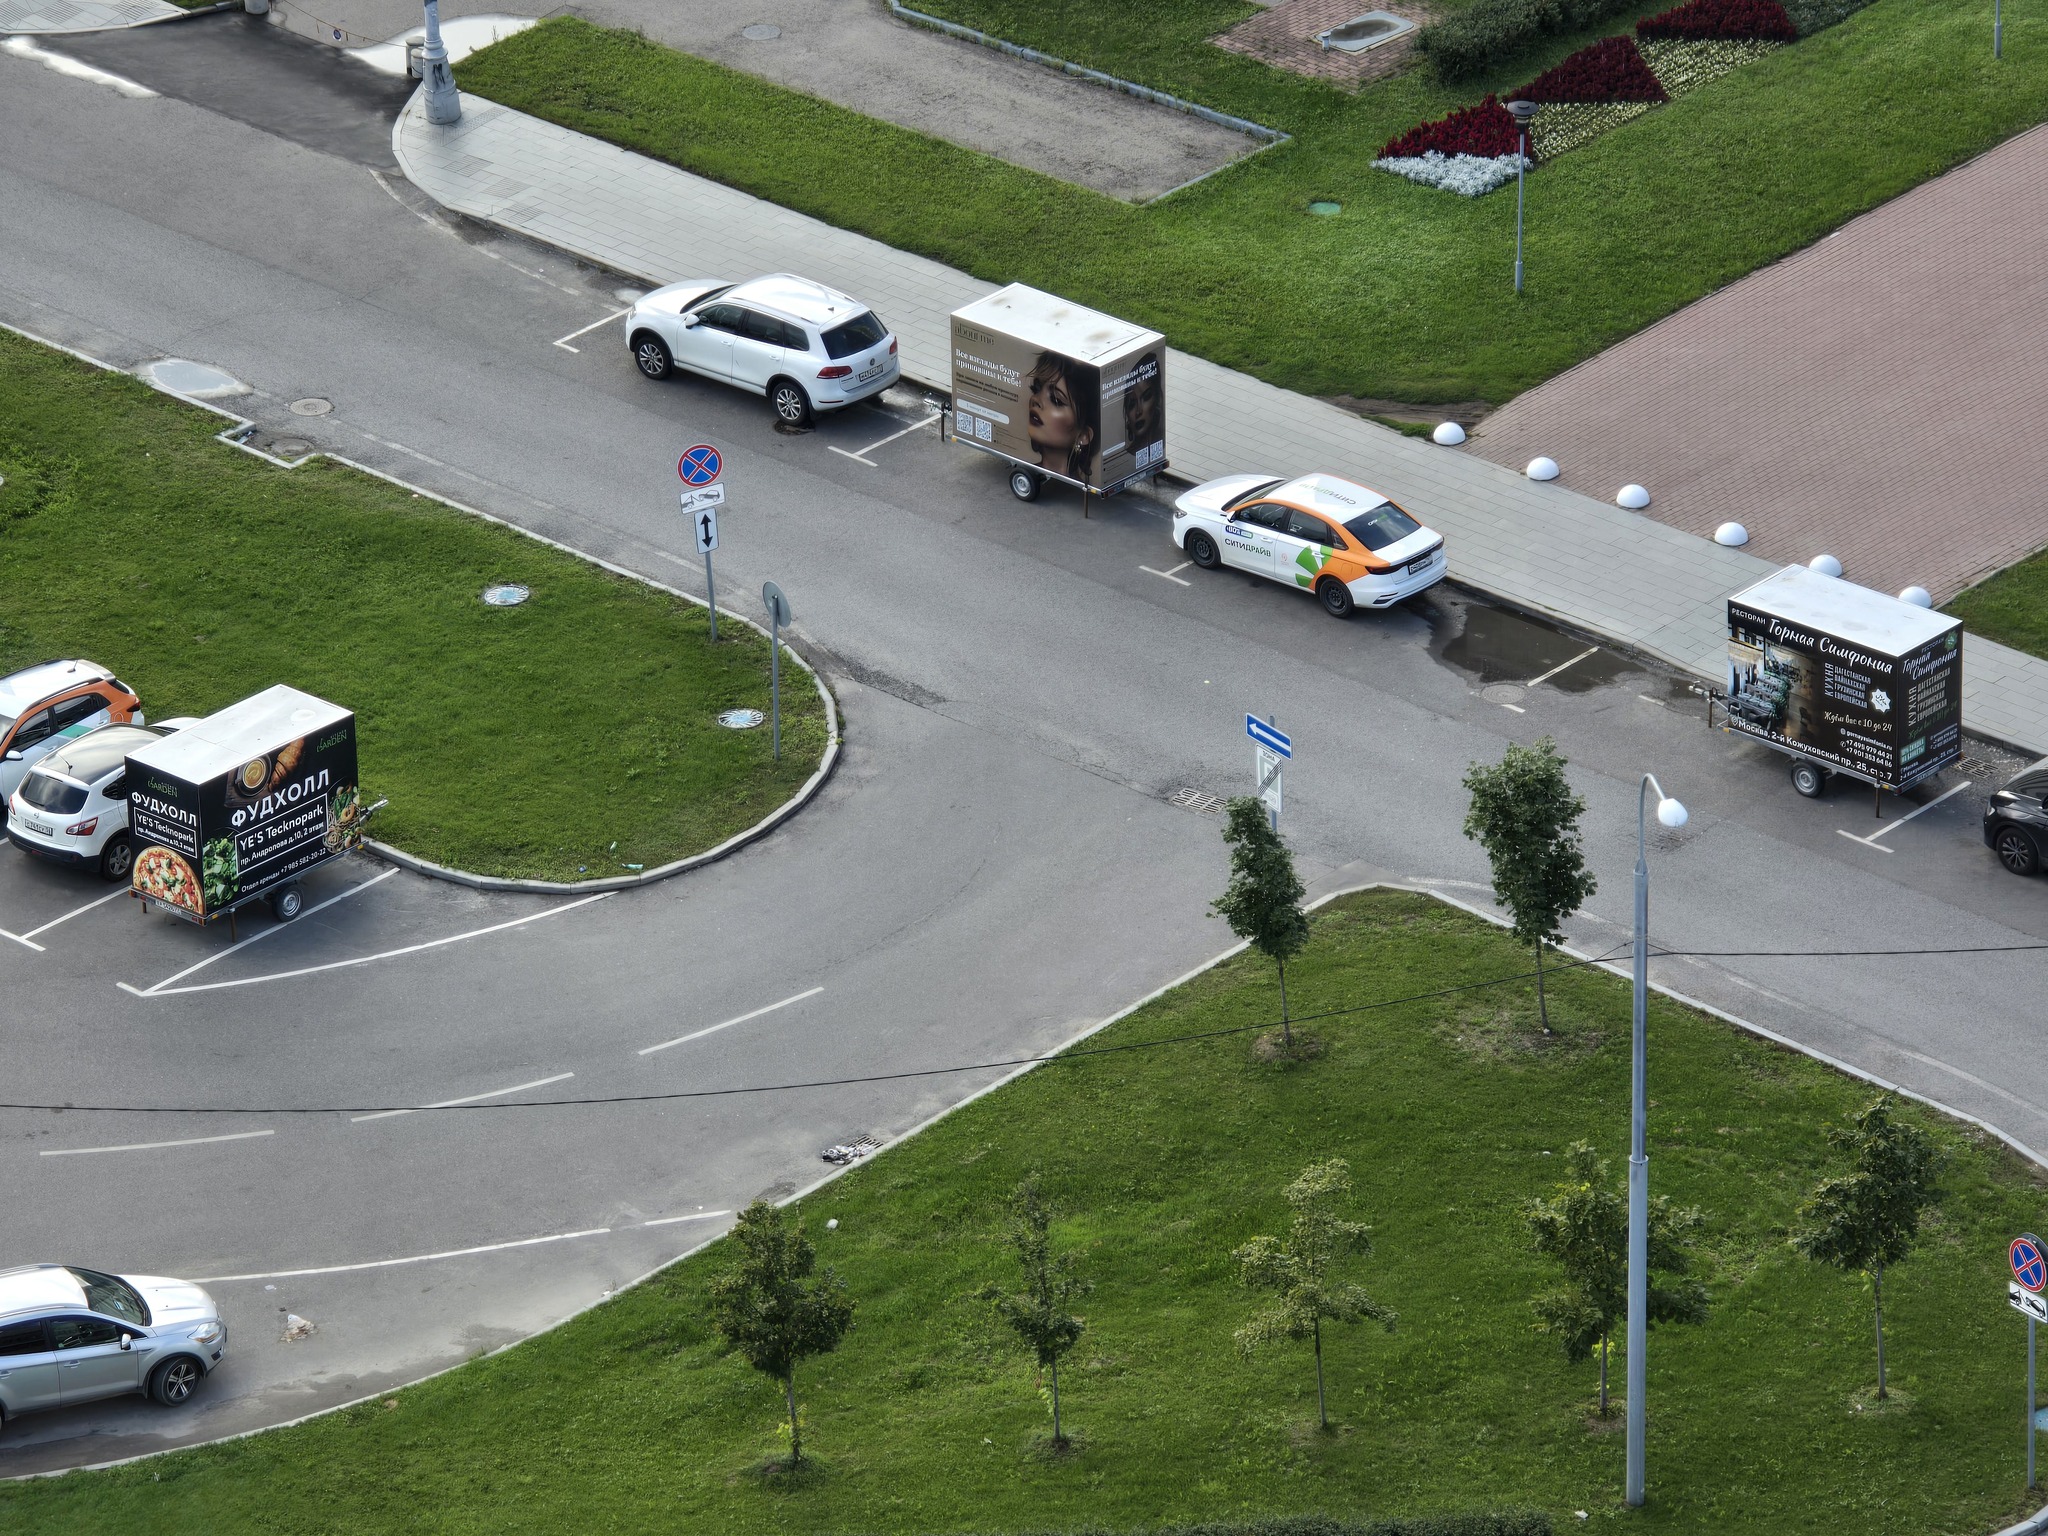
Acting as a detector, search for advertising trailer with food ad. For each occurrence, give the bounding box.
[125,685,366,921]
[1724,566,1961,790]
[950,284,1166,494]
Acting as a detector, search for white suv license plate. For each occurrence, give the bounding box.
[857,361,884,382]
[21,817,52,835]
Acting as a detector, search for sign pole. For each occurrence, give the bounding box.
[1267,715,1278,831]
[2010,1233,2048,1487]
[762,582,790,763]
[2032,1315,2038,1490]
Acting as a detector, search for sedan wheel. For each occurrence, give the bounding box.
[1185,530,1220,569]
[99,834,133,883]
[632,334,672,380]
[151,1357,201,1406]
[770,379,813,427]
[1996,826,2040,877]
[1316,577,1355,619]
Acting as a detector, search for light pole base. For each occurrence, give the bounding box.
[1513,260,1524,294]
[423,63,461,124]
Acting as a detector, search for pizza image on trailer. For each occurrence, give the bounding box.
[133,846,203,915]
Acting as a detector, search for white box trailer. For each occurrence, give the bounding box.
[949,284,1166,504]
[1722,566,1962,797]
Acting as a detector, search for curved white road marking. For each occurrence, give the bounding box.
[351,1071,575,1122]
[638,985,823,1056]
[120,869,398,997]
[191,1210,732,1282]
[41,1129,274,1158]
[120,888,610,998]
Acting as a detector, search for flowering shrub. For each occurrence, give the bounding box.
[1515,36,1669,101]
[1527,100,1658,158]
[1373,151,1530,197]
[1378,95,1522,160]
[1637,0,1796,40]
[1638,35,1784,94]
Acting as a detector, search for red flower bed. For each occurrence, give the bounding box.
[1378,94,1522,160]
[1514,36,1670,102]
[1637,0,1797,39]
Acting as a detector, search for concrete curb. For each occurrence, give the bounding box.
[0,318,844,895]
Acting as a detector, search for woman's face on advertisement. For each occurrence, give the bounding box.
[1124,368,1160,442]
[1029,370,1080,452]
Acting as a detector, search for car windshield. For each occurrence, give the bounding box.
[19,771,88,815]
[821,312,887,360]
[1223,479,1285,511]
[67,1267,150,1326]
[1342,500,1424,551]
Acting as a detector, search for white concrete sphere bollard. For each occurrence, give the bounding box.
[1616,483,1650,509]
[1526,456,1560,481]
[1899,586,1933,608]
[1714,522,1749,546]
[1432,421,1467,446]
[1808,554,1843,577]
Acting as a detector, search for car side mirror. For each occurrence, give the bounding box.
[119,1334,132,1351]
[3,750,19,762]
[681,314,700,329]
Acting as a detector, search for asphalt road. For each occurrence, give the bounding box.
[3,24,2047,1474]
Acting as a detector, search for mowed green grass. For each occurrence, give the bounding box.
[6,890,2041,1534]
[0,331,826,882]
[457,4,2047,406]
[1949,556,2048,663]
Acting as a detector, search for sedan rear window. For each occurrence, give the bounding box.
[821,312,887,360]
[1342,500,1424,551]
[19,771,87,815]
[68,1267,150,1327]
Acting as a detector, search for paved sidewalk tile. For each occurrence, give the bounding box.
[0,0,180,30]
[395,93,2048,757]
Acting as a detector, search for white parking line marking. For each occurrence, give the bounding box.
[19,887,130,941]
[1140,562,1193,587]
[639,985,824,1056]
[119,869,398,998]
[1525,647,1600,688]
[124,891,612,998]
[41,1129,274,1158]
[0,927,47,953]
[351,1071,575,1122]
[642,1210,733,1227]
[828,410,941,466]
[1499,702,1527,714]
[192,1227,615,1283]
[1836,780,1971,853]
[552,307,630,353]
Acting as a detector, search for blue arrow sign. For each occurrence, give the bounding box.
[1247,715,1292,759]
[677,444,722,487]
[2014,1235,2046,1293]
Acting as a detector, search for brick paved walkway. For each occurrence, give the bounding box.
[395,91,2048,756]
[0,0,180,31]
[1470,121,2048,608]
[1213,0,1434,89]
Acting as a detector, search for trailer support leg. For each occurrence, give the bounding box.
[1875,783,1882,820]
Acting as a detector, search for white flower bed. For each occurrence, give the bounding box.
[1373,151,1530,197]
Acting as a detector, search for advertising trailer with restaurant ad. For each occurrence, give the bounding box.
[1724,566,1962,790]
[125,685,368,921]
[949,283,1166,494]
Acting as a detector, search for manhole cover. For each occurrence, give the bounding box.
[718,708,765,729]
[740,22,780,39]
[1308,200,1343,216]
[482,584,530,606]
[289,398,333,416]
[1481,684,1526,705]
[142,358,250,400]
[270,439,314,458]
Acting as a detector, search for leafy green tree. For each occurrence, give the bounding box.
[1234,1158,1395,1430]
[1213,795,1311,1050]
[1462,737,1597,1031]
[1525,1141,1708,1415]
[708,1200,855,1466]
[977,1175,1091,1448]
[1793,1094,1943,1400]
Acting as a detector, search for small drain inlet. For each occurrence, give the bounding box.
[1317,11,1415,50]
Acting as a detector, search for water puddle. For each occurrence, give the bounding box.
[1417,590,1637,693]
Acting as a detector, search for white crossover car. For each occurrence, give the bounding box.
[7,719,196,882]
[1172,471,1447,618]
[0,1264,227,1424]
[624,273,900,427]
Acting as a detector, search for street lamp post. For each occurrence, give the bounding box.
[1506,100,1538,294]
[1628,772,1688,1508]
[420,0,461,125]
[1995,0,2003,58]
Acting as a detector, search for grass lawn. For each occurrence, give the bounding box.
[6,890,2040,1534]
[1948,557,2048,664]
[457,4,2047,407]
[0,330,826,883]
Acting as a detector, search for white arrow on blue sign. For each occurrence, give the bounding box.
[1247,715,1292,759]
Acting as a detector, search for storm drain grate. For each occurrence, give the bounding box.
[821,1133,884,1165]
[1170,787,1226,814]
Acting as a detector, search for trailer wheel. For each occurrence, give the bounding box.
[1185,531,1220,569]
[270,884,304,922]
[1995,826,2041,877]
[1789,760,1829,798]
[1008,468,1042,502]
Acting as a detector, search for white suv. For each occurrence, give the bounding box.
[0,1265,227,1424]
[6,720,195,882]
[625,274,900,427]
